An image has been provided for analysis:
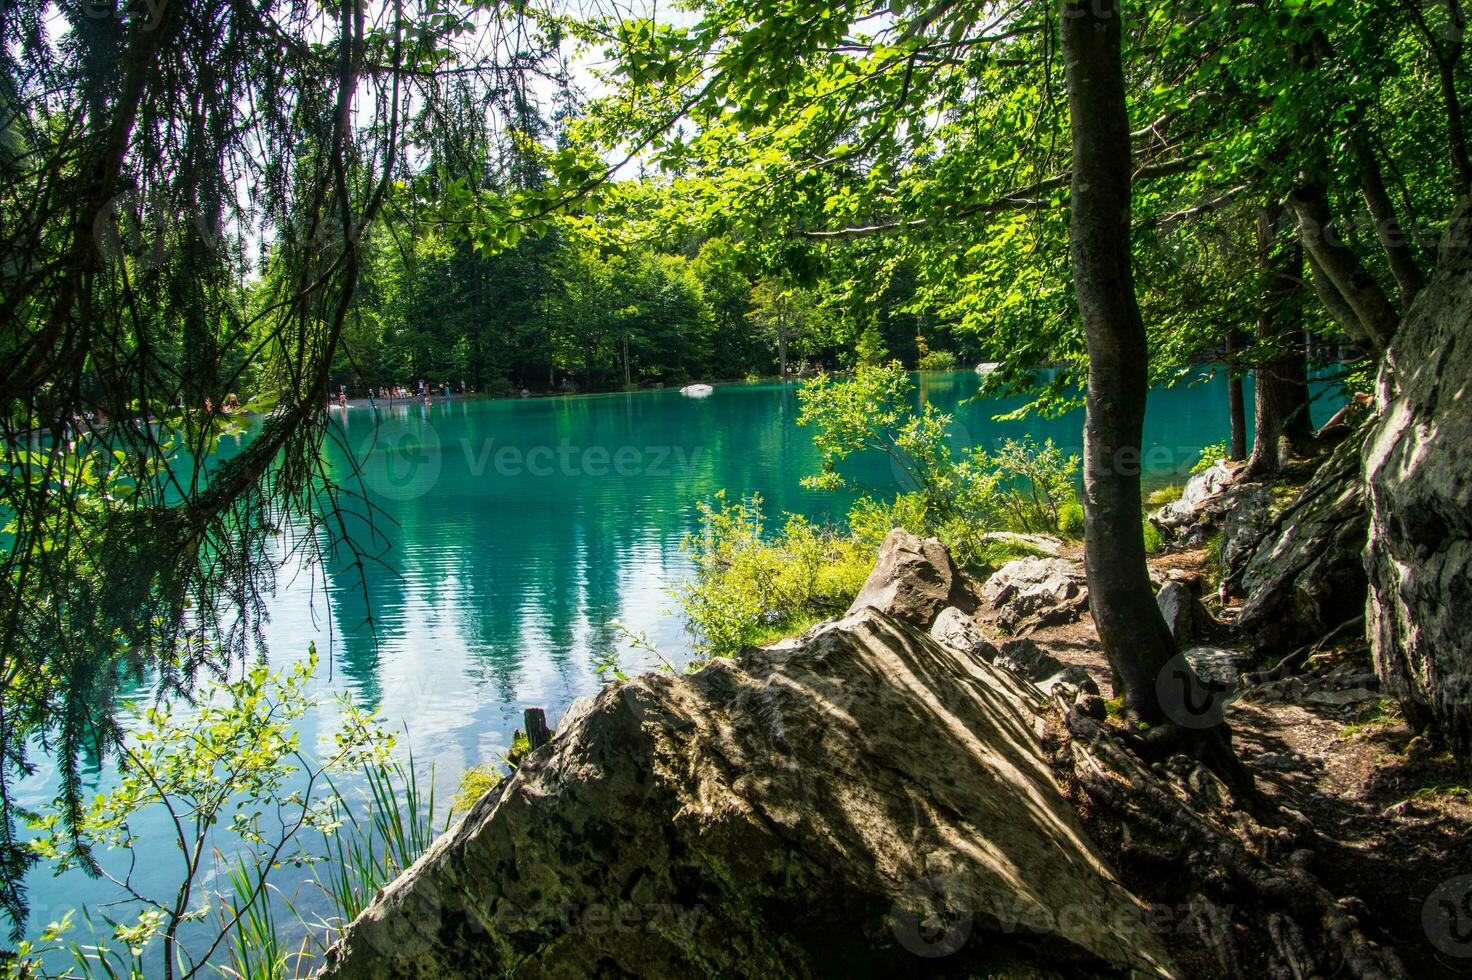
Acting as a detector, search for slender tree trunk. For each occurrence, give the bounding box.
[1357,140,1426,307]
[1289,183,1399,352]
[1247,204,1312,476]
[1305,250,1367,345]
[1225,327,1248,461]
[1062,0,1176,720]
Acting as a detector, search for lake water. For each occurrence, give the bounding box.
[17,368,1341,949]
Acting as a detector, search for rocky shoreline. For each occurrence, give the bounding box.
[317,366,1469,978]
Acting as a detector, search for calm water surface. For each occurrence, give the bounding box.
[18,369,1341,946]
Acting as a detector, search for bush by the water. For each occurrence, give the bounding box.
[677,371,1088,656]
[677,493,874,656]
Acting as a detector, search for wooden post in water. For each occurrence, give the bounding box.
[524,707,552,751]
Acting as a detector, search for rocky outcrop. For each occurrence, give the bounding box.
[317,608,1176,979]
[1150,462,1280,560]
[996,638,1099,697]
[847,528,973,628]
[1155,581,1219,647]
[979,556,1089,634]
[1215,484,1273,572]
[1365,201,1472,755]
[928,605,1000,662]
[979,531,1065,556]
[1152,460,1236,539]
[1230,430,1369,651]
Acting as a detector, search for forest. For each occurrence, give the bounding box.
[1,0,1470,976]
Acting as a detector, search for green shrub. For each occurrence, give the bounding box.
[451,764,504,816]
[1056,500,1086,539]
[917,349,958,372]
[1146,483,1184,507]
[796,363,1081,563]
[1191,441,1228,475]
[676,493,875,657]
[1142,518,1165,555]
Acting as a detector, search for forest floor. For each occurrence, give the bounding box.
[1031,544,1472,979]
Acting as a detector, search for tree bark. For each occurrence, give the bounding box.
[1061,0,1176,720]
[1289,183,1398,352]
[1357,140,1426,308]
[1247,204,1313,476]
[1305,250,1367,346]
[1225,327,1248,461]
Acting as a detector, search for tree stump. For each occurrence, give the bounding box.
[524,707,552,750]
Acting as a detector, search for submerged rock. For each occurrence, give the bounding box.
[317,608,1176,979]
[980,556,1088,634]
[846,528,973,628]
[1365,201,1472,755]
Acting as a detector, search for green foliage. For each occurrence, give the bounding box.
[1142,519,1166,556]
[1146,484,1185,507]
[1192,442,1229,475]
[797,363,1079,568]
[451,766,505,817]
[13,652,435,979]
[917,350,957,372]
[1057,501,1086,540]
[676,493,874,657]
[853,321,889,367]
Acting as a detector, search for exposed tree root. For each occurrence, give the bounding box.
[1048,692,1407,979]
[1240,616,1366,687]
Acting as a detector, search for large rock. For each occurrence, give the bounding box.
[927,605,1000,662]
[1156,581,1219,647]
[979,531,1065,557]
[1153,460,1236,533]
[317,608,1176,979]
[846,528,972,628]
[980,556,1088,634]
[1231,428,1368,651]
[1365,201,1472,755]
[1216,484,1273,572]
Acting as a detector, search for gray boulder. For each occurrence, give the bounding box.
[317,608,1176,979]
[1232,432,1368,651]
[846,528,972,629]
[1156,581,1219,647]
[995,638,1100,698]
[979,531,1065,557]
[995,637,1064,680]
[1153,460,1235,533]
[980,556,1089,634]
[928,605,1000,662]
[1216,484,1273,571]
[1365,201,1472,754]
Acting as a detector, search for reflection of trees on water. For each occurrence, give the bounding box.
[306,374,1343,713]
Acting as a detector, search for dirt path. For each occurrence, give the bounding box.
[1018,545,1472,977]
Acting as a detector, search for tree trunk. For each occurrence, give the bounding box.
[1061,0,1177,720]
[1247,204,1312,476]
[778,325,788,377]
[1289,183,1398,352]
[1225,327,1248,461]
[1357,140,1426,308]
[1305,250,1367,346]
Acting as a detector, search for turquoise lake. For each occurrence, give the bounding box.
[17,368,1344,949]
